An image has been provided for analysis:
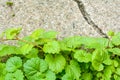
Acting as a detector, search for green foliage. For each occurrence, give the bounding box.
[6,1,13,7]
[23,58,48,79]
[6,56,22,72]
[45,54,66,73]
[64,60,81,80]
[74,50,92,63]
[43,41,60,54]
[0,28,120,80]
[5,70,24,80]
[111,33,120,45]
[5,27,22,39]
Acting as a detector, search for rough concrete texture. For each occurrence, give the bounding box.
[0,0,120,39]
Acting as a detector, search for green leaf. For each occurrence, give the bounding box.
[59,41,73,51]
[30,29,45,40]
[65,60,81,80]
[6,56,22,72]
[45,54,66,73]
[114,74,120,80]
[103,54,112,65]
[42,30,57,39]
[115,68,120,76]
[27,72,45,80]
[103,66,113,80]
[108,48,120,56]
[45,70,56,80]
[5,27,22,39]
[23,58,48,77]
[26,48,39,58]
[96,72,103,78]
[43,41,60,54]
[111,32,120,45]
[74,50,92,63]
[112,60,119,67]
[17,36,34,46]
[92,60,104,71]
[81,72,93,80]
[0,45,21,56]
[0,44,7,51]
[62,74,73,80]
[108,30,114,36]
[92,49,108,71]
[81,37,109,49]
[20,44,34,55]
[5,70,24,80]
[0,63,6,80]
[62,36,82,49]
[80,63,91,72]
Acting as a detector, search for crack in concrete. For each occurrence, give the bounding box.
[73,0,108,38]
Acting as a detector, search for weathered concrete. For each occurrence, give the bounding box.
[0,0,119,40]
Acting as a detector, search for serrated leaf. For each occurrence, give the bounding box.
[103,54,112,65]
[92,60,104,71]
[35,38,52,45]
[92,49,108,71]
[74,50,92,63]
[111,32,120,45]
[81,37,109,49]
[23,58,48,78]
[81,72,93,80]
[5,27,22,39]
[65,60,81,80]
[112,60,118,67]
[45,54,66,73]
[43,41,60,54]
[45,70,56,80]
[115,68,120,76]
[30,29,45,40]
[62,36,82,49]
[27,72,45,80]
[108,48,120,56]
[62,74,73,80]
[6,56,22,72]
[0,45,21,56]
[59,41,73,51]
[42,30,57,39]
[5,70,24,80]
[20,44,34,55]
[26,48,39,58]
[103,58,112,65]
[114,74,120,80]
[103,66,113,80]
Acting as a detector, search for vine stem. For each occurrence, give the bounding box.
[0,37,43,49]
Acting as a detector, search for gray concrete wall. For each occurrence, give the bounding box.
[0,0,120,39]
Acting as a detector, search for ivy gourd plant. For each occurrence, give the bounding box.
[0,28,120,80]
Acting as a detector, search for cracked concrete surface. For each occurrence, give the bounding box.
[81,0,120,33]
[74,0,109,38]
[0,0,120,40]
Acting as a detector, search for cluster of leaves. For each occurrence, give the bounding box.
[0,28,120,80]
